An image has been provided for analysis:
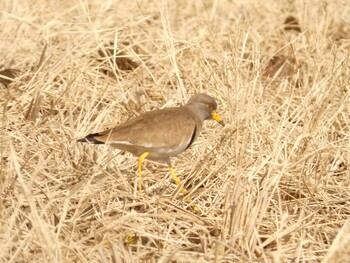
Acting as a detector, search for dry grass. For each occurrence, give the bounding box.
[1,0,350,262]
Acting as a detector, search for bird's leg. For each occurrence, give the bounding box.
[168,165,199,212]
[169,166,188,195]
[137,151,150,193]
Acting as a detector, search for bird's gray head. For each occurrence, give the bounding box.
[186,93,224,126]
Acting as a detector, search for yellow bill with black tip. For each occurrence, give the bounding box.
[211,111,225,126]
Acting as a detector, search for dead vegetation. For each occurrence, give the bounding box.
[1,0,350,262]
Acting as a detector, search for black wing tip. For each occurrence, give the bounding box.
[77,133,105,144]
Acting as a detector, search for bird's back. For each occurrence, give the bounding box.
[83,107,201,160]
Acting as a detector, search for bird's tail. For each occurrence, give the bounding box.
[77,133,105,144]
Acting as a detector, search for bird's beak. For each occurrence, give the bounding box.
[211,111,225,126]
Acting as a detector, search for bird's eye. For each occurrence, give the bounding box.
[206,103,213,109]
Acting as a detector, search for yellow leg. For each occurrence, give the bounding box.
[169,166,199,213]
[138,151,150,193]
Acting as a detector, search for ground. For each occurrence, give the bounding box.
[1,0,350,262]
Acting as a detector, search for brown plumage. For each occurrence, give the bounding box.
[78,93,224,201]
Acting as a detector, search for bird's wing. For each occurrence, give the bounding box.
[91,107,199,150]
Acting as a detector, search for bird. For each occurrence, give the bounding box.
[77,93,224,200]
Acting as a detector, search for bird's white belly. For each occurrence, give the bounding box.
[149,143,188,160]
[111,140,190,161]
